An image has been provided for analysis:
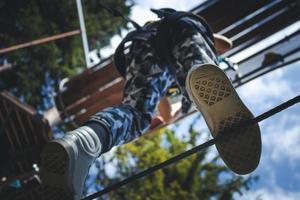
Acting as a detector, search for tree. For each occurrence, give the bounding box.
[0,0,133,108]
[85,121,257,200]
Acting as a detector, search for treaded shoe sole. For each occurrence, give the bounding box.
[186,64,261,174]
[41,141,78,200]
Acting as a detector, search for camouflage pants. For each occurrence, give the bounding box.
[88,19,218,151]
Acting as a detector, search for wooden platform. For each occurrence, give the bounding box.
[0,91,50,199]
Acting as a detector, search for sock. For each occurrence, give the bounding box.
[85,122,110,153]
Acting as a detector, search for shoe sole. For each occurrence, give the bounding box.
[186,64,261,174]
[41,141,78,200]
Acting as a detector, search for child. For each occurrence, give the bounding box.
[41,8,261,200]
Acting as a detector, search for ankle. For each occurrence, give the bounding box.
[85,122,110,153]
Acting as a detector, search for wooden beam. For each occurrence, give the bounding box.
[0,30,81,54]
[219,0,287,37]
[65,79,124,115]
[0,91,50,166]
[14,108,31,147]
[2,101,23,152]
[74,92,123,125]
[1,92,37,116]
[225,4,299,57]
[0,100,16,152]
[58,62,122,106]
[196,0,273,32]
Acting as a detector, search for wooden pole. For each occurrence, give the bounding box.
[0,29,81,54]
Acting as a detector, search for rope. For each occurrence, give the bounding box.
[82,95,300,200]
[99,2,141,30]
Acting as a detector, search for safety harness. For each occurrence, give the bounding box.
[151,8,216,75]
[99,4,216,77]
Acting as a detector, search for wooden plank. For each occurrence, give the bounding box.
[0,29,80,54]
[14,109,31,147]
[59,62,122,106]
[65,57,113,87]
[237,42,300,82]
[63,57,113,86]
[1,93,47,152]
[2,101,23,152]
[225,5,299,57]
[74,92,123,125]
[1,92,36,116]
[25,115,39,145]
[38,119,51,142]
[231,7,289,44]
[196,0,273,32]
[0,91,50,186]
[238,32,300,73]
[66,80,125,115]
[19,111,36,146]
[220,0,288,37]
[0,99,16,152]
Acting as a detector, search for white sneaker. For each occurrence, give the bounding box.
[186,64,261,175]
[41,126,102,200]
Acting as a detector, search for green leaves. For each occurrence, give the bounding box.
[95,126,257,200]
[0,0,132,108]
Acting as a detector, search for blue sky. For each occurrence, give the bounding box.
[177,62,300,200]
[89,1,300,199]
[235,62,300,199]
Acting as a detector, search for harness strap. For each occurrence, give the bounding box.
[154,11,216,74]
[152,9,215,47]
[99,2,141,30]
[114,29,155,77]
[113,8,216,78]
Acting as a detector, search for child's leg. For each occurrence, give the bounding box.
[170,18,261,175]
[41,41,174,200]
[86,41,174,152]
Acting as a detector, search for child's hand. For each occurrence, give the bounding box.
[150,116,165,129]
[213,34,233,54]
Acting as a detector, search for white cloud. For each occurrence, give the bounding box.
[263,114,300,166]
[130,4,157,25]
[238,188,300,200]
[99,34,124,58]
[237,69,295,113]
[131,0,205,25]
[229,65,300,194]
[236,63,300,168]
[134,0,204,11]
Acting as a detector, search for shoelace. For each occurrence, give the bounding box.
[67,126,102,157]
